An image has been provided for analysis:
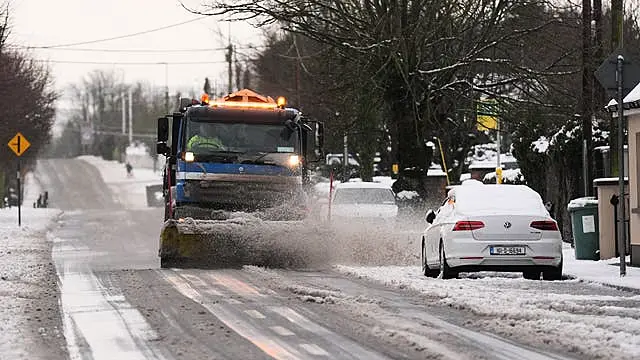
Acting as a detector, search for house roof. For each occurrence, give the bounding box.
[605,81,640,113]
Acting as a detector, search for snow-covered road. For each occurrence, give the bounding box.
[336,265,640,359]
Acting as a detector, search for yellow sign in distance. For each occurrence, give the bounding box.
[495,167,503,184]
[8,132,31,156]
[476,98,499,131]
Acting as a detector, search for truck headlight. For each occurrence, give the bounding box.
[184,151,195,162]
[288,154,300,167]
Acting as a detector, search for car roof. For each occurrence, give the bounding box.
[451,183,547,215]
[334,181,393,190]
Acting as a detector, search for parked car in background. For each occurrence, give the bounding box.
[421,180,562,280]
[320,182,398,223]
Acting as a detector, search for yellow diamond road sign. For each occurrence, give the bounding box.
[8,132,31,157]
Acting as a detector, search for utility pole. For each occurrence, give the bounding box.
[609,0,624,177]
[293,34,301,108]
[128,88,133,145]
[121,92,126,134]
[164,62,169,114]
[235,51,242,90]
[226,23,233,95]
[343,133,349,182]
[594,0,604,105]
[581,0,593,196]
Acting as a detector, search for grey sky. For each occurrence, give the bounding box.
[11,0,265,107]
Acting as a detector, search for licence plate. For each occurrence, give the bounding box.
[490,246,526,255]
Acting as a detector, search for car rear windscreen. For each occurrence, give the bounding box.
[455,185,548,215]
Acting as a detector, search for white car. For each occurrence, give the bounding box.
[322,182,398,222]
[421,181,562,280]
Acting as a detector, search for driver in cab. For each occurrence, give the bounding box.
[187,124,225,151]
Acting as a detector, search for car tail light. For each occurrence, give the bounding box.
[452,220,485,231]
[530,220,558,231]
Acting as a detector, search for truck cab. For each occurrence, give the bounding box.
[156,89,324,221]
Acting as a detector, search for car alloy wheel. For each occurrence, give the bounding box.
[438,243,456,279]
[421,241,428,275]
[422,240,438,278]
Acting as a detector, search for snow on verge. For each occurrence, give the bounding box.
[0,172,65,358]
[335,264,640,360]
[563,242,640,291]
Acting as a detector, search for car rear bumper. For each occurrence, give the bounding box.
[446,237,562,269]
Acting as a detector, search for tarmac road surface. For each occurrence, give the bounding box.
[33,158,633,360]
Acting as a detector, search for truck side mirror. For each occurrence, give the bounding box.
[158,117,169,142]
[156,142,170,156]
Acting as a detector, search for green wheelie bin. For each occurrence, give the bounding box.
[567,197,600,260]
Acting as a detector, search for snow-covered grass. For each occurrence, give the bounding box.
[0,172,62,229]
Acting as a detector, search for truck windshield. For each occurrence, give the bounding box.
[185,120,298,155]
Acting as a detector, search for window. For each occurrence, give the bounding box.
[185,120,298,154]
[333,188,396,205]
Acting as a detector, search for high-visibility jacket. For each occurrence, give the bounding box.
[187,135,224,150]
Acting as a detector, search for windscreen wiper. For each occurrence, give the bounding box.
[241,152,279,165]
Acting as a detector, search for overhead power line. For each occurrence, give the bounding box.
[32,59,228,65]
[27,17,208,48]
[9,45,266,53]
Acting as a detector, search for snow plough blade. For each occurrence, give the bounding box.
[159,216,334,269]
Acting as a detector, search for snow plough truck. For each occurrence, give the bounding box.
[156,89,325,268]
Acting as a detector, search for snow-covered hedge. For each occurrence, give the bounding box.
[482,168,526,185]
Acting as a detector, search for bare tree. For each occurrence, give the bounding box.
[196,0,581,191]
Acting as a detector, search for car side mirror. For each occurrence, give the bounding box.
[425,209,436,224]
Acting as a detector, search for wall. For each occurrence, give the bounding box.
[628,110,640,266]
[595,181,628,259]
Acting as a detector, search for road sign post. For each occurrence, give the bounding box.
[616,55,627,277]
[7,132,31,227]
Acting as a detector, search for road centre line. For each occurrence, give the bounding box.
[271,326,295,336]
[300,343,329,356]
[161,270,303,360]
[205,272,265,297]
[245,309,267,319]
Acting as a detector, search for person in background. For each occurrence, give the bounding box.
[126,162,133,178]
